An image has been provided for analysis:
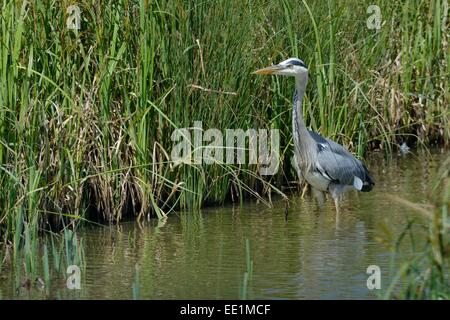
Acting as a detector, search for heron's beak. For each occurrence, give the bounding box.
[253,64,284,75]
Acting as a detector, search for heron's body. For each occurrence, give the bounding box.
[255,58,374,212]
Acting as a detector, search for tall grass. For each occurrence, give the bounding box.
[0,0,448,243]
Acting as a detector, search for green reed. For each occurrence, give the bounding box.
[2,226,85,296]
[132,263,140,300]
[240,239,254,300]
[386,156,449,299]
[0,0,448,244]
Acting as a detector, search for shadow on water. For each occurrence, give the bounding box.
[0,149,448,299]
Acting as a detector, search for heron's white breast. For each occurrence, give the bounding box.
[304,171,330,192]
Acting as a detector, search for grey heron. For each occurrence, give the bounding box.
[254,58,374,213]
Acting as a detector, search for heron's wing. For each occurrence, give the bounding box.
[308,130,374,191]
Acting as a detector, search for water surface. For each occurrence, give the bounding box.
[1,150,448,299]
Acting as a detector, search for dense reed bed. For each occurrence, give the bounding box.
[0,0,448,245]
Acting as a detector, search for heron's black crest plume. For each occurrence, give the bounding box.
[285,58,307,69]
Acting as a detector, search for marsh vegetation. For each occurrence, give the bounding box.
[0,0,448,299]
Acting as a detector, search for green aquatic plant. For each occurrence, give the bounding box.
[240,239,254,300]
[0,0,448,245]
[132,263,141,300]
[1,226,85,297]
[42,244,50,288]
[386,156,449,299]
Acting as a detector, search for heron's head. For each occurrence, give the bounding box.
[253,58,308,77]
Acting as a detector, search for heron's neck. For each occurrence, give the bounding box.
[292,74,316,163]
[293,75,313,141]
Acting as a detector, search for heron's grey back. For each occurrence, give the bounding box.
[308,130,374,189]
